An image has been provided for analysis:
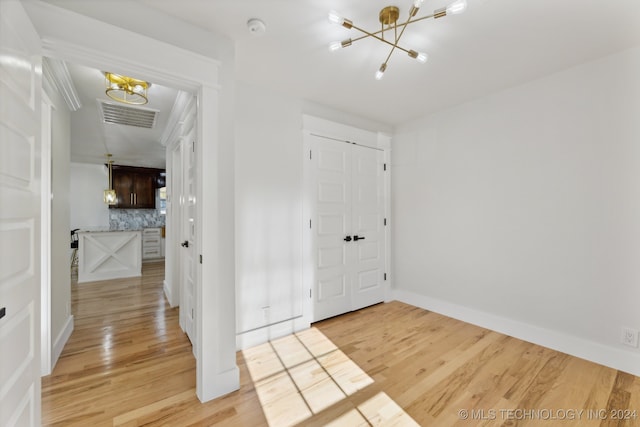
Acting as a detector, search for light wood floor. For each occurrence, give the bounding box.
[43,262,640,426]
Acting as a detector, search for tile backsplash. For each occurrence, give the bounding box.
[109,209,165,230]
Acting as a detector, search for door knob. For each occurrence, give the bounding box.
[181,240,189,248]
[353,235,365,241]
[343,236,352,242]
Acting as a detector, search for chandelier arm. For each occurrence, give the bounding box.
[350,24,412,54]
[402,13,436,26]
[346,12,436,44]
[394,7,423,46]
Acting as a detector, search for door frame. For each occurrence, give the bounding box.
[27,1,239,402]
[40,90,53,376]
[302,115,392,323]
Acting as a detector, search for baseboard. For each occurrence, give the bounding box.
[52,315,74,370]
[196,365,240,403]
[163,280,174,307]
[236,316,310,350]
[392,288,640,377]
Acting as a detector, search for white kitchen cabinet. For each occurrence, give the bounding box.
[77,230,142,283]
[142,228,162,260]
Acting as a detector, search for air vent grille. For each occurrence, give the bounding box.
[98,100,158,129]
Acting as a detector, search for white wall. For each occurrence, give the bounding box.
[69,162,110,229]
[392,46,640,375]
[234,82,391,348]
[48,84,72,366]
[235,84,304,338]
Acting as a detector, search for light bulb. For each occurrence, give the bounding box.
[413,0,425,7]
[416,52,428,63]
[446,0,467,15]
[375,64,387,80]
[328,10,344,25]
[329,41,342,52]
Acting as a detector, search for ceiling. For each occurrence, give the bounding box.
[60,62,180,169]
[44,0,640,167]
[139,0,640,123]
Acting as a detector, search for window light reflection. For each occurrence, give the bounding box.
[242,327,419,426]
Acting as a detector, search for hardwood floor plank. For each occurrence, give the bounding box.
[42,264,640,426]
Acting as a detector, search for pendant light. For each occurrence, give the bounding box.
[104,154,116,205]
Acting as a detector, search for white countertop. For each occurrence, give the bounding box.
[78,227,142,233]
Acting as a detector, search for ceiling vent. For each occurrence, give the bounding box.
[98,100,158,129]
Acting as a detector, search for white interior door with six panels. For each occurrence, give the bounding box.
[0,1,43,425]
[311,135,385,322]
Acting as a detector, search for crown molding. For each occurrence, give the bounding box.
[42,57,82,111]
[160,90,195,146]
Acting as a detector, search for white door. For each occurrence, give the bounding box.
[181,133,197,349]
[313,137,352,321]
[311,135,386,321]
[350,144,386,310]
[0,1,43,426]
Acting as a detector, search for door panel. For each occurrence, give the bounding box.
[112,170,134,207]
[0,1,42,425]
[350,145,385,310]
[133,173,155,208]
[182,135,196,348]
[311,135,386,321]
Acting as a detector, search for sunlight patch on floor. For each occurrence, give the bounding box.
[242,327,419,426]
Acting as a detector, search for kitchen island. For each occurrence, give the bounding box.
[77,230,142,283]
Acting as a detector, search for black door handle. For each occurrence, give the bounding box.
[343,236,352,242]
[353,235,365,241]
[181,240,189,248]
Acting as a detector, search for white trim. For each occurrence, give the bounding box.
[160,91,194,146]
[382,139,392,303]
[40,91,53,376]
[392,288,640,377]
[41,35,218,93]
[51,315,74,368]
[236,317,310,350]
[42,57,81,111]
[301,129,313,328]
[302,114,382,149]
[196,84,239,401]
[163,280,173,307]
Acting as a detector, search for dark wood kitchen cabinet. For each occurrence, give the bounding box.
[110,165,164,209]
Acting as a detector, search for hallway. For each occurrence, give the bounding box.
[41,262,266,426]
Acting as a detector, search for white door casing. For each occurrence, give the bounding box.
[40,91,52,376]
[0,0,43,425]
[309,134,387,322]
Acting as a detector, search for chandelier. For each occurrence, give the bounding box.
[328,0,467,80]
[104,72,150,105]
[103,154,116,205]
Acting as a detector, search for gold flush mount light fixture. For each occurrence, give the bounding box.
[329,0,467,80]
[104,72,150,105]
[104,153,116,205]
